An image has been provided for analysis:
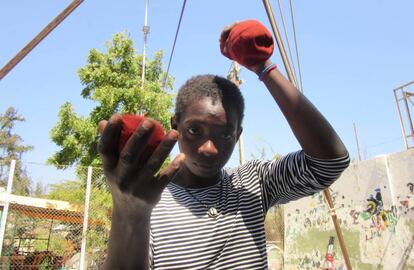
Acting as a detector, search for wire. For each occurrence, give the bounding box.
[276,0,298,88]
[365,137,402,150]
[163,0,187,88]
[289,0,304,93]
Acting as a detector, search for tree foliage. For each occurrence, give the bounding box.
[0,107,33,195]
[48,32,174,168]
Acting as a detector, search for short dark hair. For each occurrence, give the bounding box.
[174,75,245,127]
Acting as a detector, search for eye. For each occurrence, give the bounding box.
[187,127,201,136]
[222,132,234,140]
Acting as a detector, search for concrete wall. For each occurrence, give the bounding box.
[284,149,414,270]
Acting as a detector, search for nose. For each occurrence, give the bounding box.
[198,140,218,156]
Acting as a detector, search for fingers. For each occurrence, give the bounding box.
[122,131,182,196]
[98,115,122,170]
[140,130,180,178]
[160,153,186,178]
[98,120,108,135]
[117,119,156,173]
[157,153,186,188]
[220,22,237,43]
[220,22,238,59]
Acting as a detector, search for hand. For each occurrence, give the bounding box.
[219,22,237,59]
[219,20,274,72]
[98,114,185,214]
[245,59,273,76]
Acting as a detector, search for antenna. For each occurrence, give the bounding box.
[227,62,245,165]
[353,122,362,161]
[141,0,150,88]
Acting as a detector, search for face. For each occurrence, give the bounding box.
[174,96,241,180]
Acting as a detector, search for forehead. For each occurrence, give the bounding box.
[180,96,238,127]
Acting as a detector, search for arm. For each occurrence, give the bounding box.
[220,21,348,159]
[255,59,348,159]
[248,63,350,208]
[98,115,185,270]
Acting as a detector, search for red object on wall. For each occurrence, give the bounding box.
[220,19,274,67]
[118,114,165,163]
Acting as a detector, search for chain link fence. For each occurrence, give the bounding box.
[0,160,111,269]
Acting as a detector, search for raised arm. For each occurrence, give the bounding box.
[254,60,348,159]
[220,20,348,159]
[99,115,185,270]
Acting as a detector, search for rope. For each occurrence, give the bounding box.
[163,0,187,88]
[289,0,304,92]
[276,0,298,88]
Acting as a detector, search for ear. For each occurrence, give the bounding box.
[170,116,178,130]
[236,126,243,140]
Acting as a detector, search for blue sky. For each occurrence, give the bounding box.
[1,1,413,184]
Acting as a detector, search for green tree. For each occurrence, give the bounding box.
[0,107,33,195]
[48,32,174,168]
[33,181,46,197]
[46,32,175,259]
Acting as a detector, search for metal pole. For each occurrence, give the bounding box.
[80,166,93,270]
[383,156,396,211]
[323,189,352,270]
[262,0,297,88]
[402,90,414,146]
[394,89,409,150]
[238,133,245,165]
[353,122,362,161]
[261,2,352,268]
[0,160,16,256]
[228,62,245,165]
[0,0,84,80]
[393,80,414,91]
[141,0,150,88]
[46,219,54,251]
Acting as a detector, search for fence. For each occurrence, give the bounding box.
[0,161,110,269]
[0,149,413,269]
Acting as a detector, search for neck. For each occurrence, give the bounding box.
[172,166,221,188]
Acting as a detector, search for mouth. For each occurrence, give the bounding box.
[193,162,219,170]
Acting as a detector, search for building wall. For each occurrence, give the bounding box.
[284,149,414,270]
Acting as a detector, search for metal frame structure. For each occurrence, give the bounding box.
[393,81,414,150]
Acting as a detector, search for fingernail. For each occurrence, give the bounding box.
[168,130,179,140]
[178,153,186,161]
[109,114,121,123]
[141,119,152,129]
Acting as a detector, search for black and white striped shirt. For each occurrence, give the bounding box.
[150,151,350,269]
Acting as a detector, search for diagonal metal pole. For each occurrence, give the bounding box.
[262,1,352,269]
[0,0,84,80]
[262,0,297,89]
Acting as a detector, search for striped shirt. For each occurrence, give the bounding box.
[150,151,350,269]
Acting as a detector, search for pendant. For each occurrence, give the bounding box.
[208,207,218,218]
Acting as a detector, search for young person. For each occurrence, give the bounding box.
[98,23,350,269]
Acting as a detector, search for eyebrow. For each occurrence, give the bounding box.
[184,119,236,130]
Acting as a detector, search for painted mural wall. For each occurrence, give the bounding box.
[284,149,414,270]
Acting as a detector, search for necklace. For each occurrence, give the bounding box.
[185,175,223,219]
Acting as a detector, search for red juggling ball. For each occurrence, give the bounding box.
[118,114,165,163]
[220,19,274,67]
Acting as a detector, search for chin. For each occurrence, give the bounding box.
[188,162,222,179]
